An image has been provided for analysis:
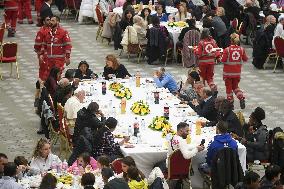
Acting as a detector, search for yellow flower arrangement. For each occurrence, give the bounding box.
[161,127,176,138]
[114,87,132,100]
[109,82,124,92]
[149,116,171,131]
[168,21,187,28]
[56,174,73,185]
[131,100,150,115]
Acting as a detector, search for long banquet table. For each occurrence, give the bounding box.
[78,78,246,188]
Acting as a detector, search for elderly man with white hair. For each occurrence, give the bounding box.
[273,14,284,48]
[153,67,178,94]
[64,89,86,132]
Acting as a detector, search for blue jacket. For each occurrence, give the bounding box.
[152,13,168,22]
[154,73,178,93]
[206,133,238,166]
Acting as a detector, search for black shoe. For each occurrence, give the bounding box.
[37,130,45,135]
[240,99,245,109]
[7,28,13,37]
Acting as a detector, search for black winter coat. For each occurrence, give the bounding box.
[73,108,105,144]
[211,147,244,189]
[68,127,94,165]
[222,110,243,137]
[223,0,241,21]
[103,178,130,189]
[74,69,97,80]
[271,131,284,169]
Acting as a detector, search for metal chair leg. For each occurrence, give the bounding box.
[15,61,19,79]
[273,56,279,73]
[119,49,123,56]
[10,63,12,77]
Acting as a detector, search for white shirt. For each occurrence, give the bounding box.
[273,23,284,48]
[64,96,83,119]
[191,0,205,6]
[166,135,198,167]
[30,154,61,174]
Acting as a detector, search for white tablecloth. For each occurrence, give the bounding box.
[159,21,203,58]
[78,78,246,188]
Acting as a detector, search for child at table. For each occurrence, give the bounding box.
[68,153,97,174]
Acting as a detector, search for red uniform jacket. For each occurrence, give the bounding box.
[194,37,219,65]
[4,0,18,10]
[42,26,72,60]
[34,26,50,56]
[221,45,248,78]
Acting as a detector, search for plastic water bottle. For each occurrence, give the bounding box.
[128,125,133,136]
[62,159,68,173]
[137,132,142,144]
[133,117,140,137]
[51,159,57,173]
[90,85,94,95]
[73,166,79,176]
[112,107,116,117]
[141,119,146,131]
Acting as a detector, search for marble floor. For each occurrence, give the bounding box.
[0,9,284,162]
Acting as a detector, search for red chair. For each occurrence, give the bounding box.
[0,42,19,80]
[96,4,105,41]
[273,36,284,72]
[111,158,123,174]
[63,0,81,20]
[168,150,192,188]
[231,18,239,31]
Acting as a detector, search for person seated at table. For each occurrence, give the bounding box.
[241,107,269,162]
[0,153,8,179]
[235,171,260,189]
[133,15,148,45]
[73,102,105,144]
[81,172,96,189]
[146,16,171,64]
[93,117,130,161]
[127,166,148,189]
[30,138,62,174]
[103,54,131,80]
[152,5,168,22]
[153,67,178,94]
[14,156,30,179]
[191,88,218,122]
[45,67,61,98]
[178,18,200,44]
[97,155,111,170]
[68,153,97,173]
[266,4,280,21]
[252,15,276,69]
[118,156,146,182]
[260,165,282,189]
[120,9,135,31]
[219,100,243,138]
[39,173,57,189]
[140,8,152,25]
[178,70,200,102]
[167,122,205,165]
[174,4,192,22]
[64,88,86,131]
[102,167,130,189]
[74,61,98,80]
[0,162,24,189]
[53,78,73,111]
[199,121,238,173]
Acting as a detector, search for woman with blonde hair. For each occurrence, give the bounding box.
[133,15,148,45]
[103,55,131,80]
[30,138,61,174]
[216,7,230,28]
[174,4,191,22]
[221,33,248,109]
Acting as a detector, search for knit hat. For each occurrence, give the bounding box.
[251,107,265,122]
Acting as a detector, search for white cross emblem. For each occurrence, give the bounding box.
[232,51,240,61]
[205,44,213,53]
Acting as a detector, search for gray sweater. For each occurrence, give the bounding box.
[212,16,227,37]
